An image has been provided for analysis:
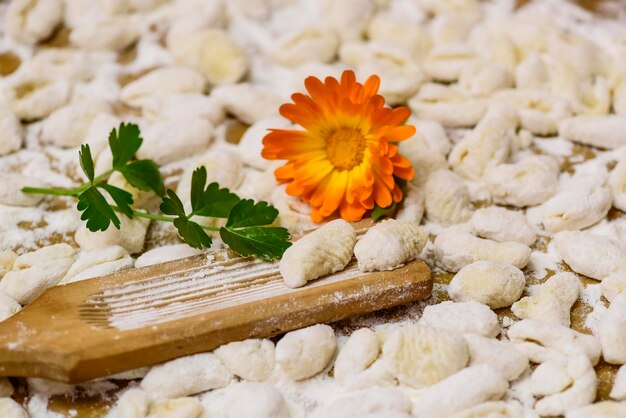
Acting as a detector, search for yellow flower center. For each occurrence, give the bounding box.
[325,127,366,170]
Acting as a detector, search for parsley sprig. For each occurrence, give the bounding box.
[22,123,291,260]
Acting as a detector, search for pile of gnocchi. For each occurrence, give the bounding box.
[1,0,626,416]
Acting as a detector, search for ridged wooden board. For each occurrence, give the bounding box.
[0,249,432,383]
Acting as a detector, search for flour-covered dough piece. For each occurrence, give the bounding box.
[272,26,339,68]
[211,83,282,125]
[409,83,487,128]
[599,293,626,365]
[534,355,597,417]
[150,397,203,418]
[113,387,151,418]
[531,359,572,396]
[464,334,528,381]
[0,244,75,305]
[137,118,214,165]
[553,231,626,281]
[399,140,448,187]
[515,54,549,89]
[559,116,626,150]
[449,401,524,418]
[458,61,513,97]
[0,106,23,156]
[214,339,275,382]
[120,67,206,107]
[70,17,139,51]
[135,244,203,268]
[334,328,379,384]
[0,398,28,418]
[394,184,425,225]
[279,219,356,288]
[41,100,111,148]
[381,323,469,387]
[609,151,626,212]
[471,207,536,246]
[602,273,626,302]
[508,319,601,365]
[3,74,71,121]
[238,117,291,171]
[0,173,45,206]
[530,175,612,233]
[141,353,231,398]
[420,301,500,337]
[168,28,248,85]
[511,272,579,326]
[423,43,478,83]
[61,246,133,284]
[610,364,626,400]
[320,0,374,42]
[448,261,525,309]
[220,382,290,418]
[354,220,427,272]
[6,0,62,45]
[142,94,224,126]
[0,292,21,322]
[75,215,150,255]
[484,155,559,207]
[412,365,509,418]
[566,401,626,418]
[424,170,474,225]
[275,324,336,381]
[434,230,531,273]
[449,104,517,180]
[311,388,412,418]
[0,250,16,280]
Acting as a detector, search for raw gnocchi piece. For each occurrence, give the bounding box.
[515,54,549,89]
[408,83,487,128]
[334,328,380,384]
[238,117,292,170]
[553,231,626,281]
[41,100,111,148]
[135,245,203,268]
[275,324,336,381]
[448,261,526,309]
[0,106,23,156]
[142,94,224,126]
[354,219,427,272]
[219,382,290,418]
[114,387,151,418]
[136,118,214,165]
[531,358,572,395]
[483,155,560,207]
[433,230,532,273]
[30,48,94,82]
[214,339,275,382]
[407,118,451,156]
[411,365,509,418]
[320,0,374,41]
[279,219,356,288]
[107,171,161,211]
[602,273,626,302]
[508,319,601,365]
[271,185,316,235]
[70,17,140,51]
[463,334,529,381]
[141,353,232,398]
[398,140,448,186]
[448,401,524,418]
[609,151,626,212]
[394,184,425,225]
[120,67,206,107]
[534,355,597,417]
[420,301,500,337]
[566,401,626,418]
[559,116,626,150]
[458,61,513,97]
[168,29,248,85]
[272,26,339,67]
[423,43,478,83]
[150,397,203,418]
[0,398,29,418]
[0,173,45,206]
[75,215,150,255]
[3,74,71,121]
[366,11,431,57]
[82,113,123,159]
[431,12,482,45]
[614,78,626,117]
[610,364,626,400]
[311,388,412,418]
[381,323,469,387]
[5,0,63,44]
[61,246,133,284]
[512,272,579,326]
[471,207,536,246]
[0,250,17,280]
[448,104,518,180]
[0,244,75,304]
[423,170,474,225]
[211,83,281,124]
[0,292,21,322]
[599,293,626,365]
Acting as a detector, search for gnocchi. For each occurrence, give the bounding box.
[420,301,500,337]
[599,293,626,364]
[214,339,275,382]
[70,17,139,51]
[610,364,626,400]
[134,245,203,268]
[311,388,412,418]
[471,207,536,246]
[3,73,71,121]
[463,334,529,381]
[601,273,626,303]
[559,116,626,150]
[41,100,111,148]
[333,328,379,384]
[218,382,290,418]
[275,324,336,381]
[0,292,21,322]
[408,83,487,128]
[394,184,425,225]
[0,106,23,156]
[61,246,133,284]
[74,215,150,255]
[423,170,474,225]
[120,67,206,107]
[5,0,63,45]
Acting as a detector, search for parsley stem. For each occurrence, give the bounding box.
[109,206,220,231]
[21,187,77,197]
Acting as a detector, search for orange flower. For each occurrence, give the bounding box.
[262,70,416,223]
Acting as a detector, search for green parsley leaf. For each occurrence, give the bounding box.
[190,167,240,218]
[371,202,397,221]
[220,226,291,260]
[99,184,134,219]
[79,144,94,183]
[159,189,186,218]
[173,218,213,249]
[77,188,120,231]
[109,123,142,169]
[118,159,165,196]
[226,200,279,228]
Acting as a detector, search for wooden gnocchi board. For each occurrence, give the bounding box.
[0,250,431,383]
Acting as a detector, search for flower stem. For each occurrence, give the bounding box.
[21,187,77,197]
